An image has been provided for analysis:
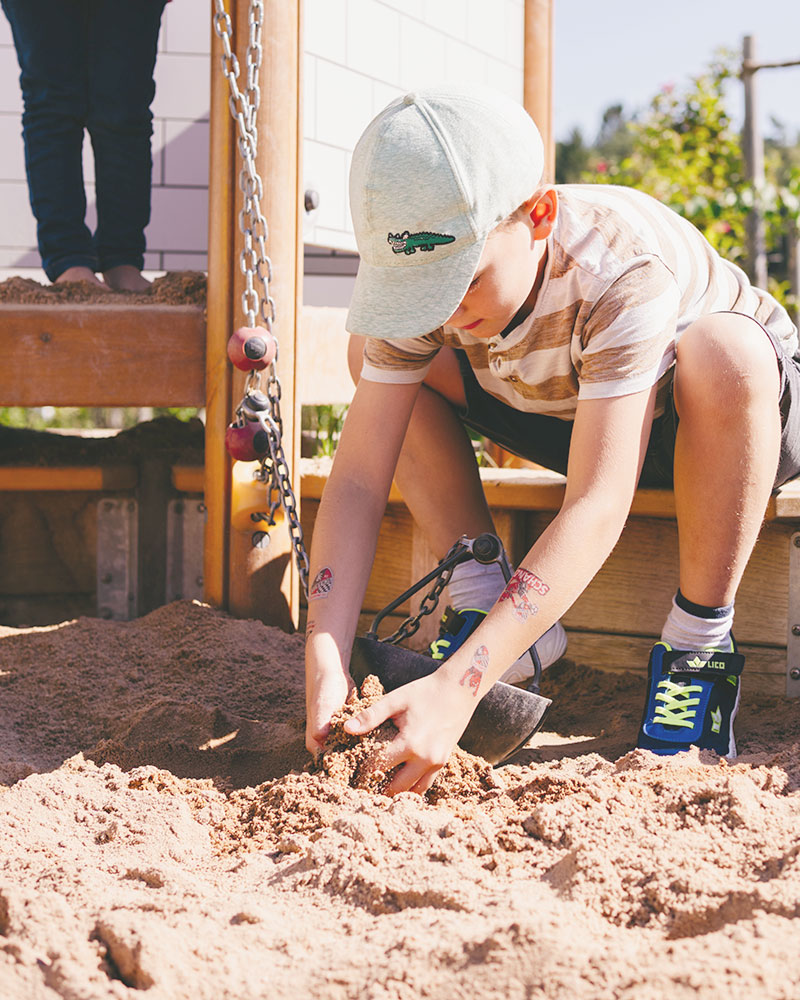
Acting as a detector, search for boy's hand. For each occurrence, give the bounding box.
[343,671,475,795]
[305,665,355,756]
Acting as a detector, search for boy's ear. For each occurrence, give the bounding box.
[526,188,558,239]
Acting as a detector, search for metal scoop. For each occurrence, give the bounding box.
[348,533,553,765]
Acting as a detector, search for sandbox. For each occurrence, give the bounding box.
[1,600,799,999]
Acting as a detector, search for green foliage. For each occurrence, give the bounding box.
[560,52,800,311]
[0,406,199,431]
[302,404,348,457]
[584,55,751,263]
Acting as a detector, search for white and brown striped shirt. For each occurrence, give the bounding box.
[361,185,798,420]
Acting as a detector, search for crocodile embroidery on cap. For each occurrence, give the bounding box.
[387,231,455,255]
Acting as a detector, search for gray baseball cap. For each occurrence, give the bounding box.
[346,84,545,340]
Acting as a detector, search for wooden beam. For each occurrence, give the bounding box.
[204,0,237,611]
[524,0,554,181]
[299,460,800,524]
[222,0,303,630]
[0,305,205,407]
[0,466,137,491]
[298,305,353,405]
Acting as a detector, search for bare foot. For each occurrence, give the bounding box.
[54,266,107,288]
[102,265,152,292]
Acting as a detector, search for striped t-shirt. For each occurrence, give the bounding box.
[361,184,798,420]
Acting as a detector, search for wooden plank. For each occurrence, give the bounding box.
[524,512,795,648]
[524,0,554,181]
[172,464,204,494]
[563,629,788,698]
[301,463,800,524]
[0,594,95,628]
[0,466,137,491]
[203,0,236,613]
[770,479,800,520]
[301,497,415,614]
[0,304,206,407]
[0,493,96,601]
[299,306,353,405]
[225,0,302,630]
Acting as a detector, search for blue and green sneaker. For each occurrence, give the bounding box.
[427,606,567,683]
[429,607,487,661]
[637,640,744,758]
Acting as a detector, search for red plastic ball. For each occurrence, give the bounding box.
[224,422,269,462]
[227,326,277,371]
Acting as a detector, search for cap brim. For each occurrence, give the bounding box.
[345,234,487,340]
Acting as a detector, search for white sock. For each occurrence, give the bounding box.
[446,559,506,612]
[445,558,567,677]
[661,595,734,651]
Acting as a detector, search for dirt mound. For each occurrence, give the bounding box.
[1,601,799,999]
[0,271,206,305]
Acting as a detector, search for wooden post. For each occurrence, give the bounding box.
[205,0,303,630]
[485,0,553,471]
[742,35,769,290]
[524,0,554,182]
[790,227,800,325]
[205,1,236,611]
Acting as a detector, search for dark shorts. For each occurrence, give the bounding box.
[456,317,800,490]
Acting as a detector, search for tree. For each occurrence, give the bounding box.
[568,53,800,308]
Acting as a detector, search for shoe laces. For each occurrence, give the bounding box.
[429,637,451,661]
[653,678,703,729]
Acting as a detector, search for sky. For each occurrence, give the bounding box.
[553,0,800,144]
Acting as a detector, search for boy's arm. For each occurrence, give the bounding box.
[304,375,421,754]
[346,383,660,793]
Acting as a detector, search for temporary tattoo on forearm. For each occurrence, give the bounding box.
[460,644,489,696]
[499,568,548,621]
[305,619,316,635]
[309,567,333,600]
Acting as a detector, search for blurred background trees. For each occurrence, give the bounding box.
[556,51,800,314]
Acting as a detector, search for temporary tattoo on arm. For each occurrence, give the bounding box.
[460,644,489,696]
[499,568,548,622]
[305,619,316,635]
[309,567,333,601]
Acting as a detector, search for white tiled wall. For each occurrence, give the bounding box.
[0,0,524,287]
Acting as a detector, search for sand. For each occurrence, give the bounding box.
[0,272,206,306]
[1,600,799,999]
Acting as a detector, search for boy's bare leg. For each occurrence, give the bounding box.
[348,337,494,557]
[673,313,782,608]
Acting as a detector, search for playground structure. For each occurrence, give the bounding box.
[1,0,800,699]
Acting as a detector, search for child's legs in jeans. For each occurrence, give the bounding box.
[2,0,94,280]
[87,0,166,272]
[348,337,495,557]
[673,313,782,608]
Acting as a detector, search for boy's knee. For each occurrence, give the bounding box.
[677,314,780,396]
[347,334,366,386]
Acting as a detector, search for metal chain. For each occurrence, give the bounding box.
[214,0,310,597]
[380,540,466,645]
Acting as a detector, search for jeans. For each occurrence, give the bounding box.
[1,0,167,280]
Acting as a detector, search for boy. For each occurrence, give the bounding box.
[304,85,799,796]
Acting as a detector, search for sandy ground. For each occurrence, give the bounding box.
[1,600,799,1000]
[0,272,206,305]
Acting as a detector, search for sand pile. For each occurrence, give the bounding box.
[1,601,799,999]
[0,271,206,305]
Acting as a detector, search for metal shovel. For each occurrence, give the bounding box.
[348,533,553,766]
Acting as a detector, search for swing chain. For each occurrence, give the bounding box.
[379,540,466,646]
[213,0,274,331]
[214,0,310,598]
